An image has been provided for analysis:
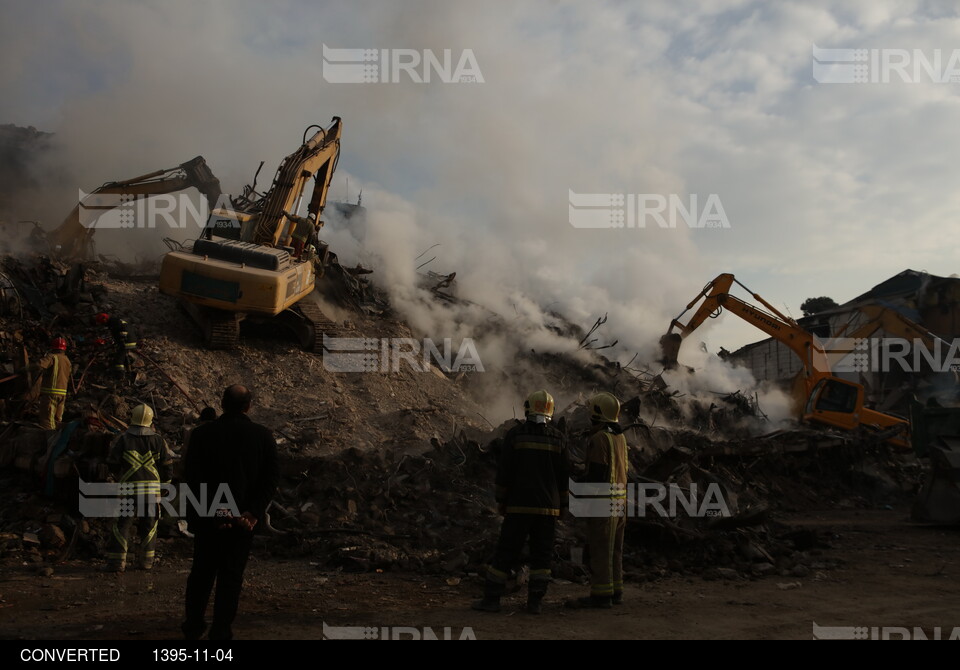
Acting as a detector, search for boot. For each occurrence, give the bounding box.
[527,575,550,614]
[612,591,623,605]
[471,596,501,613]
[100,561,125,574]
[209,624,233,641]
[565,595,612,609]
[472,573,505,613]
[181,619,207,641]
[526,592,544,615]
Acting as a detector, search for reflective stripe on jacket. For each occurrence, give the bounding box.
[108,427,175,486]
[39,352,71,396]
[496,420,569,516]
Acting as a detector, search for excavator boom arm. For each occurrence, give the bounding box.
[668,273,831,383]
[50,156,221,260]
[253,117,342,247]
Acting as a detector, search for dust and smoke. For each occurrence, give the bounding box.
[0,1,797,427]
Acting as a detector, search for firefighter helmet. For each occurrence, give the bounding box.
[589,392,620,423]
[131,404,154,428]
[94,312,110,325]
[51,337,67,352]
[524,390,555,420]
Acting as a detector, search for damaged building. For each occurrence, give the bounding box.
[726,269,960,414]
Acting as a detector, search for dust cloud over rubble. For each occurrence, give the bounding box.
[2,1,960,642]
[0,1,767,414]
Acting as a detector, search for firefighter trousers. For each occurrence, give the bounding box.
[38,393,65,431]
[106,503,159,568]
[485,514,555,597]
[587,514,625,598]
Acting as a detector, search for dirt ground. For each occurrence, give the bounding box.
[1,507,957,641]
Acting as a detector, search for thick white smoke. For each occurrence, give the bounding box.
[7,1,952,425]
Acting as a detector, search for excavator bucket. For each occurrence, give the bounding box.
[179,156,222,209]
[659,332,682,369]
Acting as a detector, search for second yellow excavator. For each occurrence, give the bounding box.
[662,273,911,449]
[159,117,343,350]
[50,156,222,260]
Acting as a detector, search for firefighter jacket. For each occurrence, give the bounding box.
[584,423,629,494]
[107,426,175,496]
[495,420,569,516]
[37,352,71,397]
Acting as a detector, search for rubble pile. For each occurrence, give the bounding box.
[0,416,921,584]
[0,253,929,587]
[228,414,920,584]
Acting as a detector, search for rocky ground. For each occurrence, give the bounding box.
[1,508,958,640]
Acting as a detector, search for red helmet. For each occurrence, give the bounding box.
[52,337,67,352]
[94,313,110,325]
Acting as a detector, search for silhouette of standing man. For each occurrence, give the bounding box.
[182,385,278,640]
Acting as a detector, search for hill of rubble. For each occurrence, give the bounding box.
[0,255,924,588]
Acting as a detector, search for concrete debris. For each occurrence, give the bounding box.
[38,524,66,550]
[0,252,946,590]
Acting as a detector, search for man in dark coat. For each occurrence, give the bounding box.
[181,384,278,641]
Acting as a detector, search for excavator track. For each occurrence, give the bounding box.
[206,313,240,350]
[179,300,242,350]
[295,299,337,353]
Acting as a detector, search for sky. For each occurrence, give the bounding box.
[1,0,958,364]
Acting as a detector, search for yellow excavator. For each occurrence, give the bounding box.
[159,117,342,350]
[49,156,222,260]
[662,273,911,448]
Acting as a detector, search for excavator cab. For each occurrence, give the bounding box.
[804,378,862,424]
[803,376,911,447]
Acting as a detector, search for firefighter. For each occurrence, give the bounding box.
[106,315,138,383]
[566,392,628,609]
[32,337,71,431]
[103,404,175,573]
[472,390,568,615]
